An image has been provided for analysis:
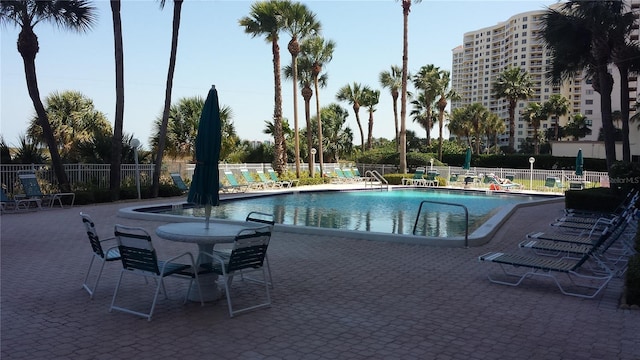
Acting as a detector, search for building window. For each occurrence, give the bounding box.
[522,39,527,44]
[521,61,526,66]
[518,124,523,128]
[522,24,528,29]
[586,89,594,95]
[586,99,593,105]
[523,16,528,21]
[521,54,526,59]
[522,31,527,37]
[585,110,593,115]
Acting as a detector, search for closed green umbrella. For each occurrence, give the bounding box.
[187,85,221,228]
[575,148,584,176]
[463,147,472,171]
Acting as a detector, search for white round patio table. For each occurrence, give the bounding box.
[155,221,264,302]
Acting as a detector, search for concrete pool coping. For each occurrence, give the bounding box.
[117,185,565,247]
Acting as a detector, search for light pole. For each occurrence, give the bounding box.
[131,138,141,200]
[430,158,434,172]
[529,157,535,191]
[310,148,317,177]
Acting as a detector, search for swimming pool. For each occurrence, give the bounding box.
[120,188,560,246]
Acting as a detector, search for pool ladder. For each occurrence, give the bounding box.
[412,200,469,247]
[364,170,388,191]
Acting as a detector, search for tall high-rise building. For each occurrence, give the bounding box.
[451,0,639,156]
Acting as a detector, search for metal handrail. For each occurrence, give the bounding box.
[364,170,388,190]
[413,200,469,247]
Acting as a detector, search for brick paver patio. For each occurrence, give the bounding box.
[1,192,639,359]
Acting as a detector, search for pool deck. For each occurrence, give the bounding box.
[1,184,639,359]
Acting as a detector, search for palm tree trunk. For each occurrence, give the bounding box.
[392,92,399,152]
[314,77,324,176]
[353,107,365,151]
[291,52,301,178]
[18,27,70,192]
[367,111,374,150]
[152,0,183,198]
[272,36,286,174]
[618,64,631,162]
[508,99,516,151]
[596,70,616,172]
[303,87,314,177]
[110,0,125,201]
[399,1,410,174]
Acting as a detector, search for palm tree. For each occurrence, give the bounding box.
[109,0,125,200]
[484,112,506,154]
[409,93,435,141]
[0,0,96,192]
[379,65,403,151]
[302,35,335,176]
[492,66,534,152]
[542,94,570,141]
[434,70,460,161]
[284,53,327,177]
[152,0,184,198]
[280,1,320,178]
[336,82,367,151]
[522,102,546,155]
[310,103,353,162]
[449,107,473,149]
[465,103,489,155]
[564,113,593,141]
[612,42,640,162]
[541,1,631,171]
[360,88,380,150]
[27,90,111,162]
[412,64,440,147]
[240,0,287,174]
[398,0,422,174]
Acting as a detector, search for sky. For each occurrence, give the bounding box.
[1,0,560,151]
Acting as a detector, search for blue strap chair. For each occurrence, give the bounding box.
[110,225,204,321]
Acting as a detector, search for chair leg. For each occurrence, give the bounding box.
[83,255,106,299]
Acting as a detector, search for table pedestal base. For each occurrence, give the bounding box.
[191,272,223,302]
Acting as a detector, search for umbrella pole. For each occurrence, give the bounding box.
[205,204,212,229]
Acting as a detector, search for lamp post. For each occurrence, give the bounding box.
[131,138,141,200]
[310,148,317,177]
[529,157,535,191]
[430,158,434,172]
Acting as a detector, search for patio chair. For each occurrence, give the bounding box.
[425,171,440,187]
[543,177,563,192]
[170,173,189,193]
[17,171,75,208]
[255,170,276,188]
[267,168,298,188]
[332,168,353,183]
[520,213,634,277]
[240,169,268,189]
[478,246,613,299]
[485,174,521,191]
[80,213,121,299]
[223,171,249,193]
[199,226,272,317]
[1,187,40,213]
[110,224,204,321]
[401,167,427,186]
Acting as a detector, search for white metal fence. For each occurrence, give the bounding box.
[0,162,608,194]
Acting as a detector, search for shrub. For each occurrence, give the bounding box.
[564,187,623,213]
[626,222,640,306]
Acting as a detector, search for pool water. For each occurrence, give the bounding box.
[138,189,544,237]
